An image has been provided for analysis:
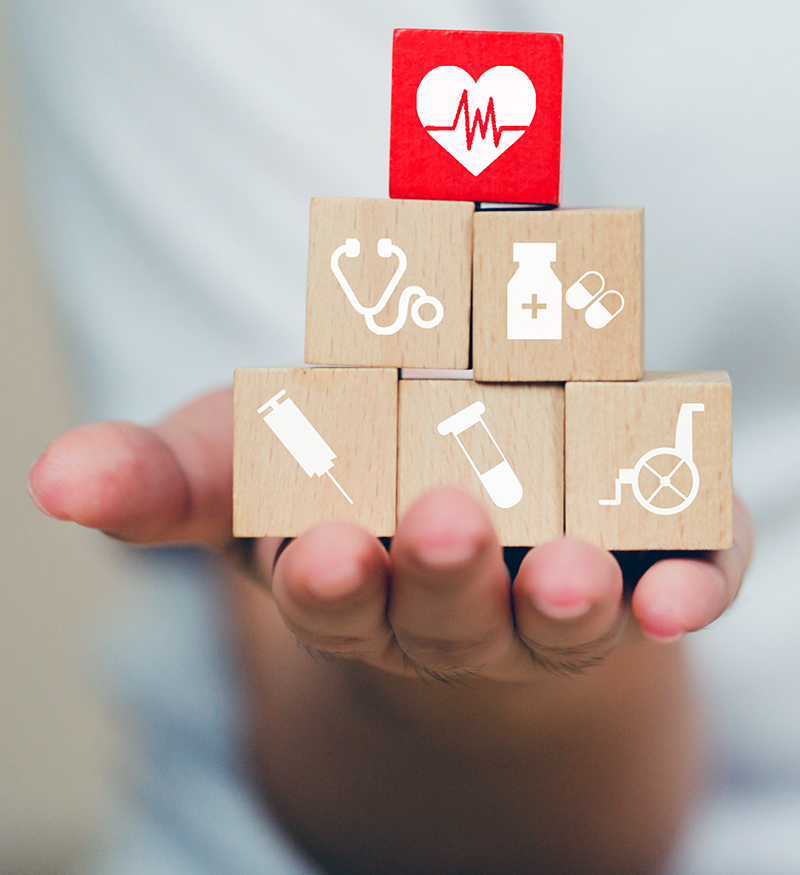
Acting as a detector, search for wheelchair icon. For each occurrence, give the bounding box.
[599,403,704,516]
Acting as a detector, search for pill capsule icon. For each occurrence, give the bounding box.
[437,402,523,509]
[585,290,624,328]
[565,270,625,330]
[565,270,605,310]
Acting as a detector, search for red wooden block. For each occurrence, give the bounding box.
[389,29,563,205]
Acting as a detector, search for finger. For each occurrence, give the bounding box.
[512,537,626,674]
[387,487,528,681]
[27,388,235,547]
[271,522,397,665]
[632,495,754,643]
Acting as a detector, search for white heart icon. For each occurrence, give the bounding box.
[416,66,536,177]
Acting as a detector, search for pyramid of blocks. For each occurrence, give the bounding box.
[233,28,732,552]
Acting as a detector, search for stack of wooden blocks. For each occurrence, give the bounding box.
[234,28,732,552]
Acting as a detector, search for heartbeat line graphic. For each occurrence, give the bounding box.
[416,66,536,176]
[423,89,529,151]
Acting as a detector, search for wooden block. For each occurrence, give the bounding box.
[397,379,564,546]
[233,367,397,538]
[565,372,732,551]
[305,197,473,369]
[473,207,644,382]
[389,29,563,204]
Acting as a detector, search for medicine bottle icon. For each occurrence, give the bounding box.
[507,242,561,340]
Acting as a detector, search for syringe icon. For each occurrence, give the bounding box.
[258,390,353,505]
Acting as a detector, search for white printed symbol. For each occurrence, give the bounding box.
[437,402,523,509]
[330,238,444,336]
[599,403,704,515]
[565,271,625,329]
[507,244,625,340]
[417,66,536,176]
[507,242,561,339]
[259,391,353,504]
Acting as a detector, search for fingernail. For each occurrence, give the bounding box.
[27,456,55,518]
[309,556,364,596]
[415,539,479,568]
[533,596,592,621]
[644,630,686,645]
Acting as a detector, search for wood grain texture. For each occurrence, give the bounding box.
[473,207,644,381]
[565,372,732,550]
[234,368,397,537]
[398,379,564,546]
[305,198,473,369]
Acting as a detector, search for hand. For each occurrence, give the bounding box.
[27,387,752,684]
[27,386,755,874]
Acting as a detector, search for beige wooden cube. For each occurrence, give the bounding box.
[397,379,564,546]
[565,372,732,551]
[305,198,473,369]
[234,367,397,538]
[473,207,644,382]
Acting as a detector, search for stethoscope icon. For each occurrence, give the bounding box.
[330,238,444,336]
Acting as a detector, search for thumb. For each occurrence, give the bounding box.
[27,388,235,548]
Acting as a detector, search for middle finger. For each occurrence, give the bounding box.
[388,487,533,681]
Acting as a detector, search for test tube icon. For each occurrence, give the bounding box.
[437,402,523,509]
[258,390,353,505]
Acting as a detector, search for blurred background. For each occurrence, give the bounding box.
[0,4,123,873]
